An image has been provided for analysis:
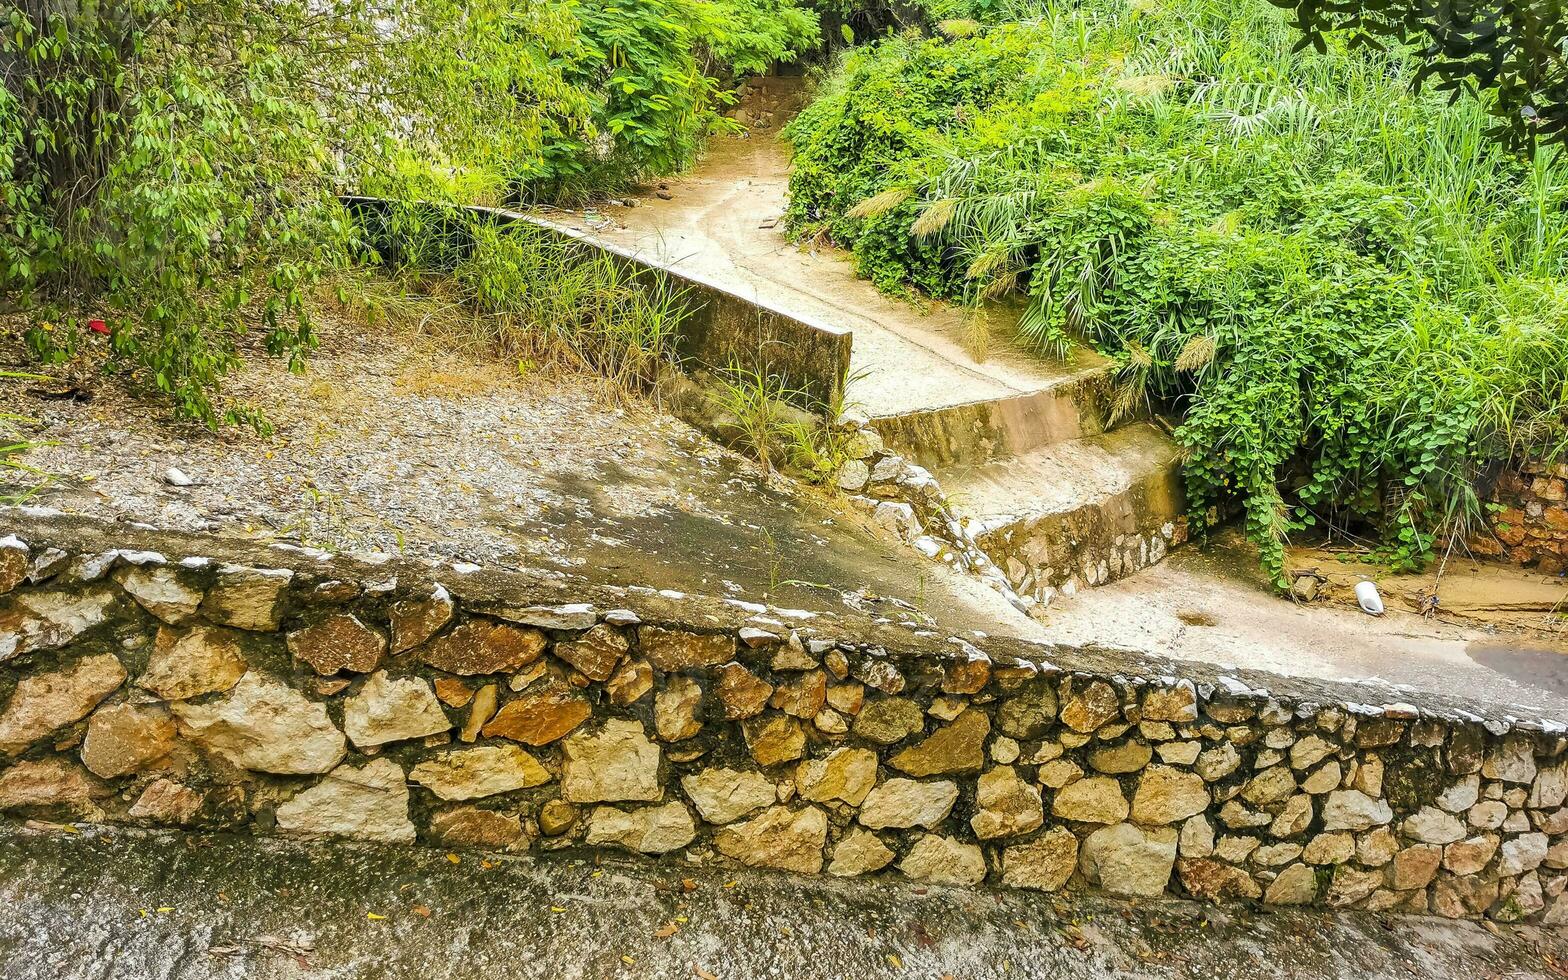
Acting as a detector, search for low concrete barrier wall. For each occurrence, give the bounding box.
[1,514,1564,925]
[340,196,852,411]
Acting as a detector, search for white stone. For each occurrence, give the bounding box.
[561,719,661,803]
[586,802,695,854]
[1321,790,1392,831]
[1079,823,1177,898]
[681,768,775,824]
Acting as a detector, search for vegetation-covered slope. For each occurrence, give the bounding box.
[784,0,1568,578]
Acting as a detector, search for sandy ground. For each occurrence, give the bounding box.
[0,310,1031,638]
[3,826,1564,980]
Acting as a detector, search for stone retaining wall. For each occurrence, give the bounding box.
[1472,460,1568,573]
[1,518,1566,926]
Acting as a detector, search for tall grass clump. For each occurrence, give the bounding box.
[784,0,1568,581]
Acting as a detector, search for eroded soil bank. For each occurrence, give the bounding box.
[2,826,1563,980]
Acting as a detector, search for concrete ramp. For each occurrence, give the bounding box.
[555,80,1185,604]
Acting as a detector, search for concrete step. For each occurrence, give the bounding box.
[935,422,1187,603]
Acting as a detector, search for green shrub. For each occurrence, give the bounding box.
[784,0,1568,580]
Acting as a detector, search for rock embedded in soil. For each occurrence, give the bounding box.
[170,672,346,775]
[274,758,415,844]
[409,744,552,800]
[0,653,127,757]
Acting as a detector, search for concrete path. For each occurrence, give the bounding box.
[4,826,1564,980]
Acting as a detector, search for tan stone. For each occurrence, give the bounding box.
[0,757,106,817]
[639,626,733,671]
[426,806,525,850]
[288,614,386,676]
[713,662,773,719]
[1214,834,1260,863]
[1270,795,1314,837]
[715,805,827,873]
[555,624,628,682]
[275,759,414,843]
[1301,761,1341,795]
[899,834,985,885]
[343,671,451,748]
[1443,835,1498,875]
[1080,823,1177,898]
[852,697,924,744]
[115,566,202,624]
[942,656,990,695]
[1321,789,1393,831]
[1195,742,1241,782]
[1178,858,1261,901]
[423,621,546,675]
[681,768,775,824]
[1089,741,1153,774]
[972,766,1043,839]
[654,675,703,742]
[1302,832,1355,865]
[410,744,551,800]
[1391,843,1443,889]
[172,672,345,774]
[561,719,661,803]
[1356,826,1398,866]
[538,799,578,836]
[858,778,958,830]
[1262,863,1318,905]
[460,684,498,743]
[1061,680,1120,733]
[201,565,292,630]
[1253,842,1302,866]
[586,802,695,854]
[606,658,654,706]
[80,703,176,778]
[140,626,246,701]
[1038,759,1083,789]
[889,709,988,776]
[388,588,454,654]
[1326,865,1383,907]
[0,654,127,756]
[826,682,863,715]
[1052,776,1129,825]
[1241,766,1296,806]
[434,678,474,708]
[1289,734,1335,770]
[482,686,591,746]
[743,713,806,766]
[0,540,27,596]
[1130,766,1209,825]
[770,670,827,719]
[1002,827,1078,891]
[1142,682,1198,723]
[796,748,878,807]
[1353,755,1384,797]
[1180,815,1215,857]
[128,778,204,825]
[828,828,896,876]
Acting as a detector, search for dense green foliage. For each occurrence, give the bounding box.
[1271,0,1568,151]
[2,0,817,426]
[785,0,1568,578]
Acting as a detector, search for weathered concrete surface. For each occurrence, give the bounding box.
[1,826,1563,980]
